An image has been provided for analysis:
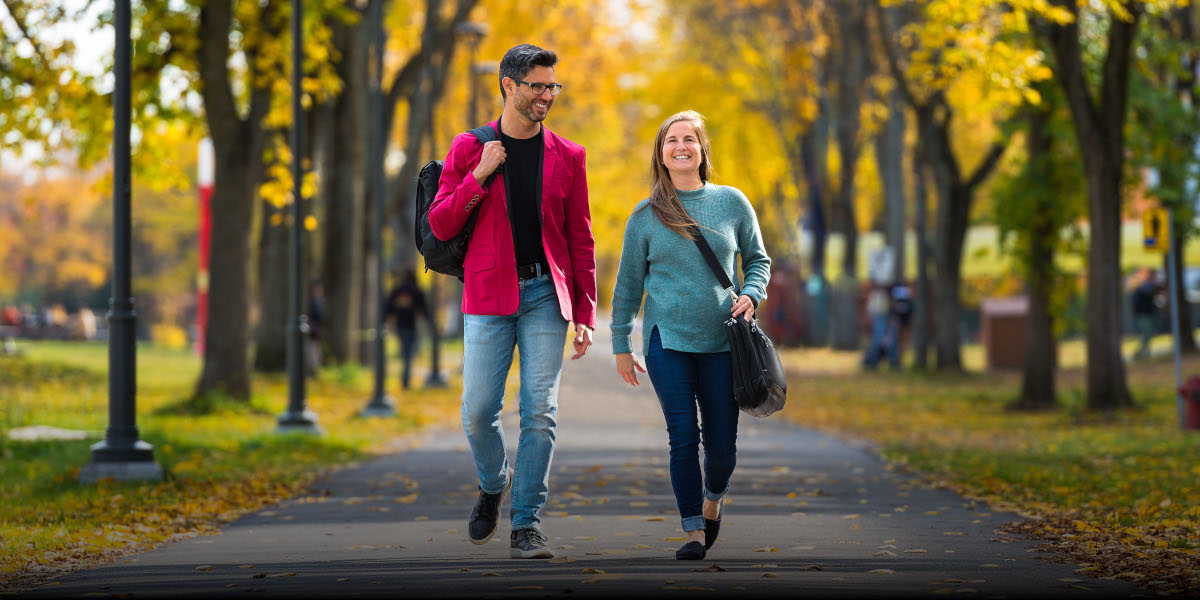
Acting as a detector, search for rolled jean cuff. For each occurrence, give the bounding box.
[704,483,730,503]
[681,515,706,532]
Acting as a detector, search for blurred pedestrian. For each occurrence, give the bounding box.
[385,269,430,390]
[306,281,326,377]
[1131,268,1162,360]
[862,281,892,369]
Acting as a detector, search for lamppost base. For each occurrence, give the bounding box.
[360,395,396,417]
[425,372,448,388]
[79,440,163,483]
[277,410,323,434]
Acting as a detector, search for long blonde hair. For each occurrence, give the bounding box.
[644,110,715,239]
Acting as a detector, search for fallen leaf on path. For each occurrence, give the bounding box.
[337,578,349,582]
[573,536,595,540]
[762,573,778,578]
[237,565,254,569]
[645,517,665,522]
[868,569,896,575]
[195,566,213,571]
[942,531,966,535]
[267,573,296,578]
[581,568,606,574]
[980,564,1000,568]
[583,574,622,583]
[754,547,778,552]
[693,564,725,572]
[414,516,429,521]
[481,572,502,576]
[874,550,896,557]
[395,493,418,504]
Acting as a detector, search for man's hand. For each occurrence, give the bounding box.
[472,141,506,185]
[615,352,647,387]
[571,323,593,360]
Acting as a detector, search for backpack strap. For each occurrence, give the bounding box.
[468,124,498,144]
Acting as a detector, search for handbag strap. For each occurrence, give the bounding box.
[686,225,738,301]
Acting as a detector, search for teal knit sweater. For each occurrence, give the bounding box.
[610,183,772,356]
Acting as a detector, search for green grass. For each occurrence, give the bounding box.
[0,339,464,588]
[778,334,1200,591]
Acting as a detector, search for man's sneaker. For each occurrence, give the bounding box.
[468,467,512,545]
[510,527,554,559]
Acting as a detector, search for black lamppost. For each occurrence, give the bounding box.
[278,0,321,433]
[79,0,162,483]
[361,0,394,417]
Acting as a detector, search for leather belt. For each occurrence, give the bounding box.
[517,261,551,280]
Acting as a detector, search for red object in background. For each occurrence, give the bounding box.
[1177,376,1200,430]
[197,138,214,355]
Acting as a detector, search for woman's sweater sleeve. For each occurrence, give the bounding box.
[609,212,649,355]
[735,193,772,306]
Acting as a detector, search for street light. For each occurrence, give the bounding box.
[278,0,321,434]
[79,0,162,483]
[361,0,395,417]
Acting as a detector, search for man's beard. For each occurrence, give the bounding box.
[516,94,551,123]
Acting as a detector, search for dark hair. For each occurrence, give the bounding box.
[498,44,557,100]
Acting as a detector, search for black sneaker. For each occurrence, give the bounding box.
[468,467,512,545]
[510,527,554,559]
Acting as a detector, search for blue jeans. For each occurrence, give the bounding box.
[644,327,738,532]
[461,275,568,530]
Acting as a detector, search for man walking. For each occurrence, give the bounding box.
[428,44,596,559]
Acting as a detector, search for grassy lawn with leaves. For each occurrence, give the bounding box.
[778,334,1200,594]
[0,340,463,591]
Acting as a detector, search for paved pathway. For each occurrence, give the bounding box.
[25,329,1139,598]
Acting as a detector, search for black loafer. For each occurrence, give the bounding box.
[675,540,706,560]
[704,499,723,549]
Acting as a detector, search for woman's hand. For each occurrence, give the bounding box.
[732,295,755,321]
[615,353,647,387]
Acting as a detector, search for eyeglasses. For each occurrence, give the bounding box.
[512,77,563,96]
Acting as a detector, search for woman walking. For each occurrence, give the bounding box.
[609,110,771,560]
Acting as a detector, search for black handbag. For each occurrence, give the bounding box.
[688,226,787,418]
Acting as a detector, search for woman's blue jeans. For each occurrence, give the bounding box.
[644,327,738,532]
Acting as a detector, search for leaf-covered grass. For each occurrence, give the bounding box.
[0,340,463,590]
[779,335,1200,593]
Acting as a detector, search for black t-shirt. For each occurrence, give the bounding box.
[500,128,546,266]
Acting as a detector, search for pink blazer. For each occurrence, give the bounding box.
[429,120,597,328]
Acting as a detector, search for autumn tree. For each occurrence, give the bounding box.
[993,82,1086,409]
[876,0,1043,371]
[1039,0,1144,410]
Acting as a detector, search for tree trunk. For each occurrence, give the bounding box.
[877,88,906,285]
[912,147,931,369]
[1045,0,1139,411]
[1017,106,1057,409]
[832,1,869,279]
[319,17,369,364]
[195,0,272,400]
[254,201,289,372]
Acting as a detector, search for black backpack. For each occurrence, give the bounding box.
[414,125,499,280]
